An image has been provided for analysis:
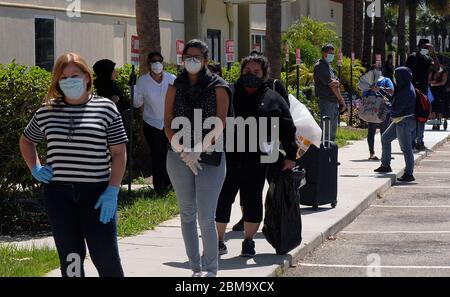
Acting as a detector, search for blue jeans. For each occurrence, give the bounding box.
[43,182,124,277]
[319,100,339,142]
[381,116,416,175]
[167,150,226,275]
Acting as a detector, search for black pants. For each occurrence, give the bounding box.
[216,156,267,224]
[44,182,124,277]
[143,122,171,194]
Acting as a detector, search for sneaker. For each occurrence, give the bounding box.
[218,241,228,255]
[232,218,244,231]
[374,165,392,173]
[417,144,427,151]
[241,239,256,258]
[397,174,415,182]
[201,272,217,277]
[192,271,203,277]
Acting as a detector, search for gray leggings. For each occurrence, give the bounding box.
[166,150,226,275]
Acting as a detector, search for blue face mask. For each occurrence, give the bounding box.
[59,77,86,100]
[326,54,335,63]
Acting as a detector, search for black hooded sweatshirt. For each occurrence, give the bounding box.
[93,59,128,114]
[227,81,297,164]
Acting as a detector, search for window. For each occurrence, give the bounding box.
[331,9,334,18]
[251,33,266,54]
[35,17,55,71]
[207,29,221,64]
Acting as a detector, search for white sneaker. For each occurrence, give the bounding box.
[192,272,203,277]
[201,272,216,277]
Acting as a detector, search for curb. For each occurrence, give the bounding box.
[270,135,449,277]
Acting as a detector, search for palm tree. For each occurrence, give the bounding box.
[398,0,406,65]
[266,0,282,79]
[373,0,386,64]
[362,1,373,67]
[409,1,419,53]
[354,0,364,61]
[342,0,354,57]
[136,0,161,75]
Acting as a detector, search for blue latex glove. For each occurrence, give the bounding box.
[94,186,120,224]
[31,164,53,184]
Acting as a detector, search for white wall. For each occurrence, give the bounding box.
[0,1,185,67]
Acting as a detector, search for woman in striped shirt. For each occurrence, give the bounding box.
[19,53,128,277]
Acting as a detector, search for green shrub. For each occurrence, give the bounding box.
[0,61,51,197]
[222,62,241,84]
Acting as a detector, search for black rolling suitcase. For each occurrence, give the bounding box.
[297,116,338,210]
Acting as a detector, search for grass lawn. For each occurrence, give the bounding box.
[335,127,368,147]
[117,188,179,237]
[0,244,59,277]
[1,188,179,277]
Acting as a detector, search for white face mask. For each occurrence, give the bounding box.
[184,60,203,75]
[151,62,163,75]
[420,49,429,56]
[59,76,86,100]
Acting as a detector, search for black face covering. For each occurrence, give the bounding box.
[238,74,265,89]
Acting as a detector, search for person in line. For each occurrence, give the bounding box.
[164,39,231,277]
[19,53,128,277]
[215,55,298,258]
[363,65,395,160]
[231,50,290,232]
[430,67,448,130]
[384,54,395,81]
[374,67,416,182]
[134,52,176,195]
[314,44,347,142]
[93,59,128,115]
[406,39,441,151]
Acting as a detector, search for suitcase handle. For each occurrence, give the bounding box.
[322,116,331,149]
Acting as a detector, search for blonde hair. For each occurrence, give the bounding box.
[45,53,93,104]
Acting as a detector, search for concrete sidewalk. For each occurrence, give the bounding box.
[44,127,450,277]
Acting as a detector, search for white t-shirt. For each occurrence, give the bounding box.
[134,71,176,130]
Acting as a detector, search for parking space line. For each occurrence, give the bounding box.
[393,186,450,189]
[340,231,450,234]
[298,263,450,269]
[371,205,450,208]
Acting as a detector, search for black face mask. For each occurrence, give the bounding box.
[238,74,265,89]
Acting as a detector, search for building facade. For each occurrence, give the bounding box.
[0,0,342,70]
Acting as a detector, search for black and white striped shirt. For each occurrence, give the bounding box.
[24,96,128,183]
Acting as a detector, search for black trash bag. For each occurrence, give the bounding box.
[263,168,303,255]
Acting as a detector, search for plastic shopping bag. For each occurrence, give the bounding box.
[427,88,435,103]
[288,94,322,158]
[263,168,303,255]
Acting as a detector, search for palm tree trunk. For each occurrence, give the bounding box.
[354,0,364,61]
[266,0,282,79]
[409,1,417,53]
[362,1,373,67]
[398,0,407,65]
[342,0,354,57]
[136,0,161,75]
[373,0,386,64]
